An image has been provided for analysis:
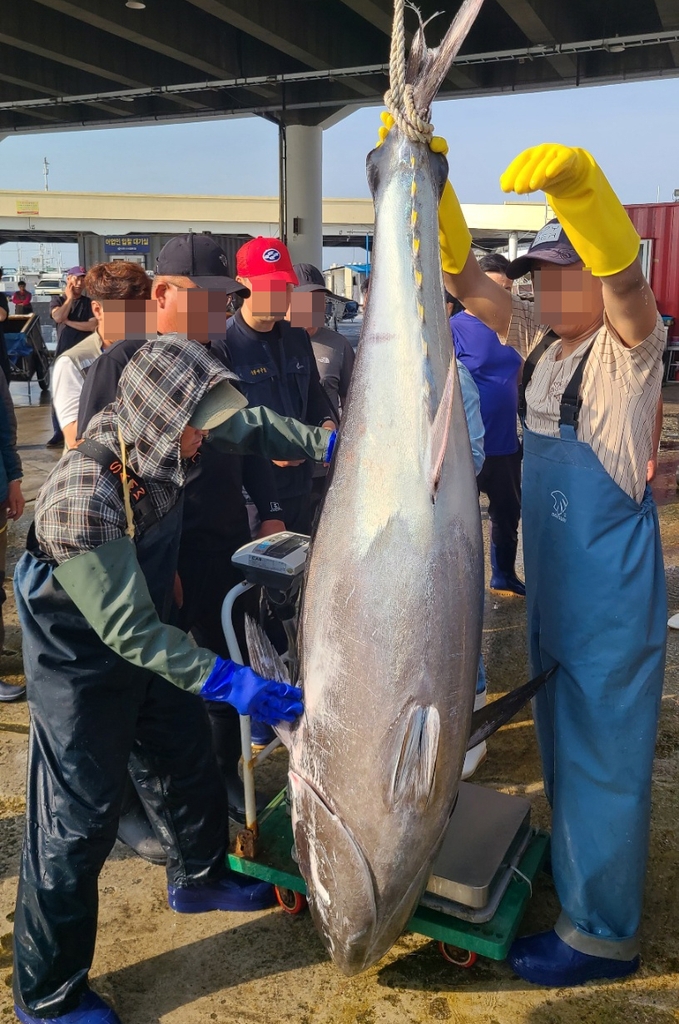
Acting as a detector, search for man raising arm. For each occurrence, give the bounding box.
[433,138,666,987]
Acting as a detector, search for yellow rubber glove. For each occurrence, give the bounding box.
[500,143,640,277]
[376,113,472,276]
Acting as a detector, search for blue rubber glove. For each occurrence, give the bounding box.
[324,430,338,464]
[200,658,304,725]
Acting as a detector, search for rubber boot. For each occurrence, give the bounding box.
[15,988,122,1024]
[0,679,25,701]
[168,873,275,913]
[489,542,525,597]
[507,930,639,986]
[116,774,166,866]
[206,703,269,824]
[250,721,275,749]
[462,685,487,780]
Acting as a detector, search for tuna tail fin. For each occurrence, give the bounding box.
[427,358,456,497]
[410,0,485,114]
[467,666,556,750]
[405,7,442,86]
[244,615,295,748]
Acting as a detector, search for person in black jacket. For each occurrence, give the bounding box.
[0,270,13,383]
[215,237,336,535]
[78,234,294,823]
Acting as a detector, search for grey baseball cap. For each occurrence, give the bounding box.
[189,380,248,430]
[506,220,581,280]
[293,262,346,302]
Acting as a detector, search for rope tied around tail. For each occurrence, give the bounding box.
[384,0,434,144]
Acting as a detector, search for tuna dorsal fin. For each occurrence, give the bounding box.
[467,666,556,750]
[245,614,291,685]
[245,615,294,748]
[427,358,456,497]
[391,704,440,808]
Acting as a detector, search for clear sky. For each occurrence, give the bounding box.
[1,75,678,270]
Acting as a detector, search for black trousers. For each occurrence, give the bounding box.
[177,538,259,659]
[13,554,227,1018]
[178,540,262,782]
[280,490,313,536]
[476,447,522,563]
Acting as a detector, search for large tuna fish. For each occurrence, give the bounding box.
[247,0,544,976]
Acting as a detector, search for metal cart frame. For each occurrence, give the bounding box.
[220,583,550,968]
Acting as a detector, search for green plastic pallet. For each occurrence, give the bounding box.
[228,790,549,962]
[408,830,549,959]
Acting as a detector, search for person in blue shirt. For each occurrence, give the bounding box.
[454,360,489,780]
[450,253,525,597]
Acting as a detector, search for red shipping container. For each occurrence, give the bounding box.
[625,203,679,343]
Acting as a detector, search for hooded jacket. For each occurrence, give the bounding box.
[37,336,331,564]
[30,337,333,694]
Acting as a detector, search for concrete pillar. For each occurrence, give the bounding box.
[284,124,323,269]
[80,234,104,268]
[508,231,519,262]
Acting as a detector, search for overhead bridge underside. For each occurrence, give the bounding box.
[1,1,678,134]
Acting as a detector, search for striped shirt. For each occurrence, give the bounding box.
[506,297,664,503]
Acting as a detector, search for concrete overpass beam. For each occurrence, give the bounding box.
[285,124,323,269]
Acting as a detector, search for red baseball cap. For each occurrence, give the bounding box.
[236,237,299,286]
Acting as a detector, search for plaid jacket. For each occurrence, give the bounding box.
[35,335,233,564]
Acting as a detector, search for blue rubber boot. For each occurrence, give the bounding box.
[250,721,275,748]
[507,930,640,987]
[489,543,525,597]
[168,873,275,913]
[15,989,121,1024]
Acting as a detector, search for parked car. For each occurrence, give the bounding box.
[34,275,65,297]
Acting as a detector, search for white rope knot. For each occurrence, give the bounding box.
[385,0,434,144]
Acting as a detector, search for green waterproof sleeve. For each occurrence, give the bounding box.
[210,406,333,461]
[53,536,216,693]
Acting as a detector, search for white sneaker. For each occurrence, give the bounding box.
[462,688,488,780]
[668,613,679,630]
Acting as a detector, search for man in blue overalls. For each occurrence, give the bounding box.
[440,141,666,986]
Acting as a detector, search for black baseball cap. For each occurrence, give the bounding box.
[156,234,250,295]
[293,262,345,302]
[506,220,581,280]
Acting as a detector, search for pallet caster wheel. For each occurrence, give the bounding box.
[438,942,477,968]
[275,887,307,915]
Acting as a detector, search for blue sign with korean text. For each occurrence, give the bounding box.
[104,235,151,254]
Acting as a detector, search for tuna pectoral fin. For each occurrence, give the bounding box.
[290,772,376,975]
[467,666,556,750]
[427,360,456,497]
[391,705,440,808]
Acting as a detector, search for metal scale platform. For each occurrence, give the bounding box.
[424,781,532,923]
